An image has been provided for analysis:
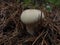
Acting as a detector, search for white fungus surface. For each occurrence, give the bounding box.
[21,9,45,24]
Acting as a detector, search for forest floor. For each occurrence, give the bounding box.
[0,1,60,45]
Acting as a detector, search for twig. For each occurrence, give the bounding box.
[32,30,45,45]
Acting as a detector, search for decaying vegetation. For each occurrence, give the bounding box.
[0,0,60,45]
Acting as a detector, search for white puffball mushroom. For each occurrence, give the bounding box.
[21,9,44,24]
[20,9,45,35]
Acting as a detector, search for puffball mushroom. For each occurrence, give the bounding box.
[20,9,45,35]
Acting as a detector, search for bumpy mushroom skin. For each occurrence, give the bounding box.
[20,9,45,35]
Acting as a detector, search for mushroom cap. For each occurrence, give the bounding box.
[21,9,44,24]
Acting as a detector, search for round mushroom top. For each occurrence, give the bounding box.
[20,9,45,24]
